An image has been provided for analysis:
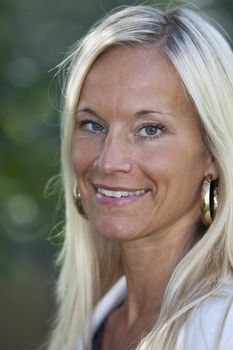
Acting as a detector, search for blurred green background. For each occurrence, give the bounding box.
[0,0,233,349]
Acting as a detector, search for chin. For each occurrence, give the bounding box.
[92,216,136,241]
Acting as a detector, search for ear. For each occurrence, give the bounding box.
[205,154,219,180]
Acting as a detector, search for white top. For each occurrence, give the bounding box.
[76,275,233,349]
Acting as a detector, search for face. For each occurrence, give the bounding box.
[72,46,217,242]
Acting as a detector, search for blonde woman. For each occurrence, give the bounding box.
[48,5,233,350]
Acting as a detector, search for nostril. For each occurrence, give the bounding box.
[93,140,133,174]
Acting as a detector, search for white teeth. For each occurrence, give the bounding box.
[97,188,146,198]
[121,192,129,197]
[135,190,141,195]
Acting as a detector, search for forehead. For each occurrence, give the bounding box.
[79,46,197,121]
[83,46,176,87]
[82,45,180,88]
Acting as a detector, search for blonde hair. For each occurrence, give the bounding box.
[48,5,233,350]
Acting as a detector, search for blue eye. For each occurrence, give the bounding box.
[79,120,106,133]
[138,123,162,138]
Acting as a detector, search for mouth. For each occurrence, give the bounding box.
[93,184,150,205]
[97,187,147,198]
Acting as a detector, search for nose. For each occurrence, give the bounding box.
[93,132,133,174]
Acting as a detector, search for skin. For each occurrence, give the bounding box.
[71,46,218,349]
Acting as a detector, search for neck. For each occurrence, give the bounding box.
[120,219,203,327]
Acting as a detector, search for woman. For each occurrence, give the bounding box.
[48,4,233,350]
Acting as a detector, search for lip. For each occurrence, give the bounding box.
[92,183,150,206]
[93,183,149,192]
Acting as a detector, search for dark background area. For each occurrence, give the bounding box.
[0,0,232,349]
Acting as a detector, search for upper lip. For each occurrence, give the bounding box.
[93,183,150,192]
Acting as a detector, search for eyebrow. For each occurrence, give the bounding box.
[77,108,100,118]
[77,107,175,118]
[135,109,175,118]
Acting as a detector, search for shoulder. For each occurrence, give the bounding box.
[177,276,233,350]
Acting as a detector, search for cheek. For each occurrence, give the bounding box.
[71,140,81,174]
[141,139,206,186]
[71,137,99,176]
[138,142,179,175]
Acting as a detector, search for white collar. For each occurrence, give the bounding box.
[92,276,127,333]
[74,276,127,350]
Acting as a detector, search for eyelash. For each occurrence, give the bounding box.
[137,122,165,139]
[78,119,106,133]
[78,120,165,139]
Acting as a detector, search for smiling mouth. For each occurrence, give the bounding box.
[94,185,150,199]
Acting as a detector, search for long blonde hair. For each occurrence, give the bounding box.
[48,5,233,350]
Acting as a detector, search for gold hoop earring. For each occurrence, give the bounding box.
[73,186,88,219]
[201,175,218,226]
